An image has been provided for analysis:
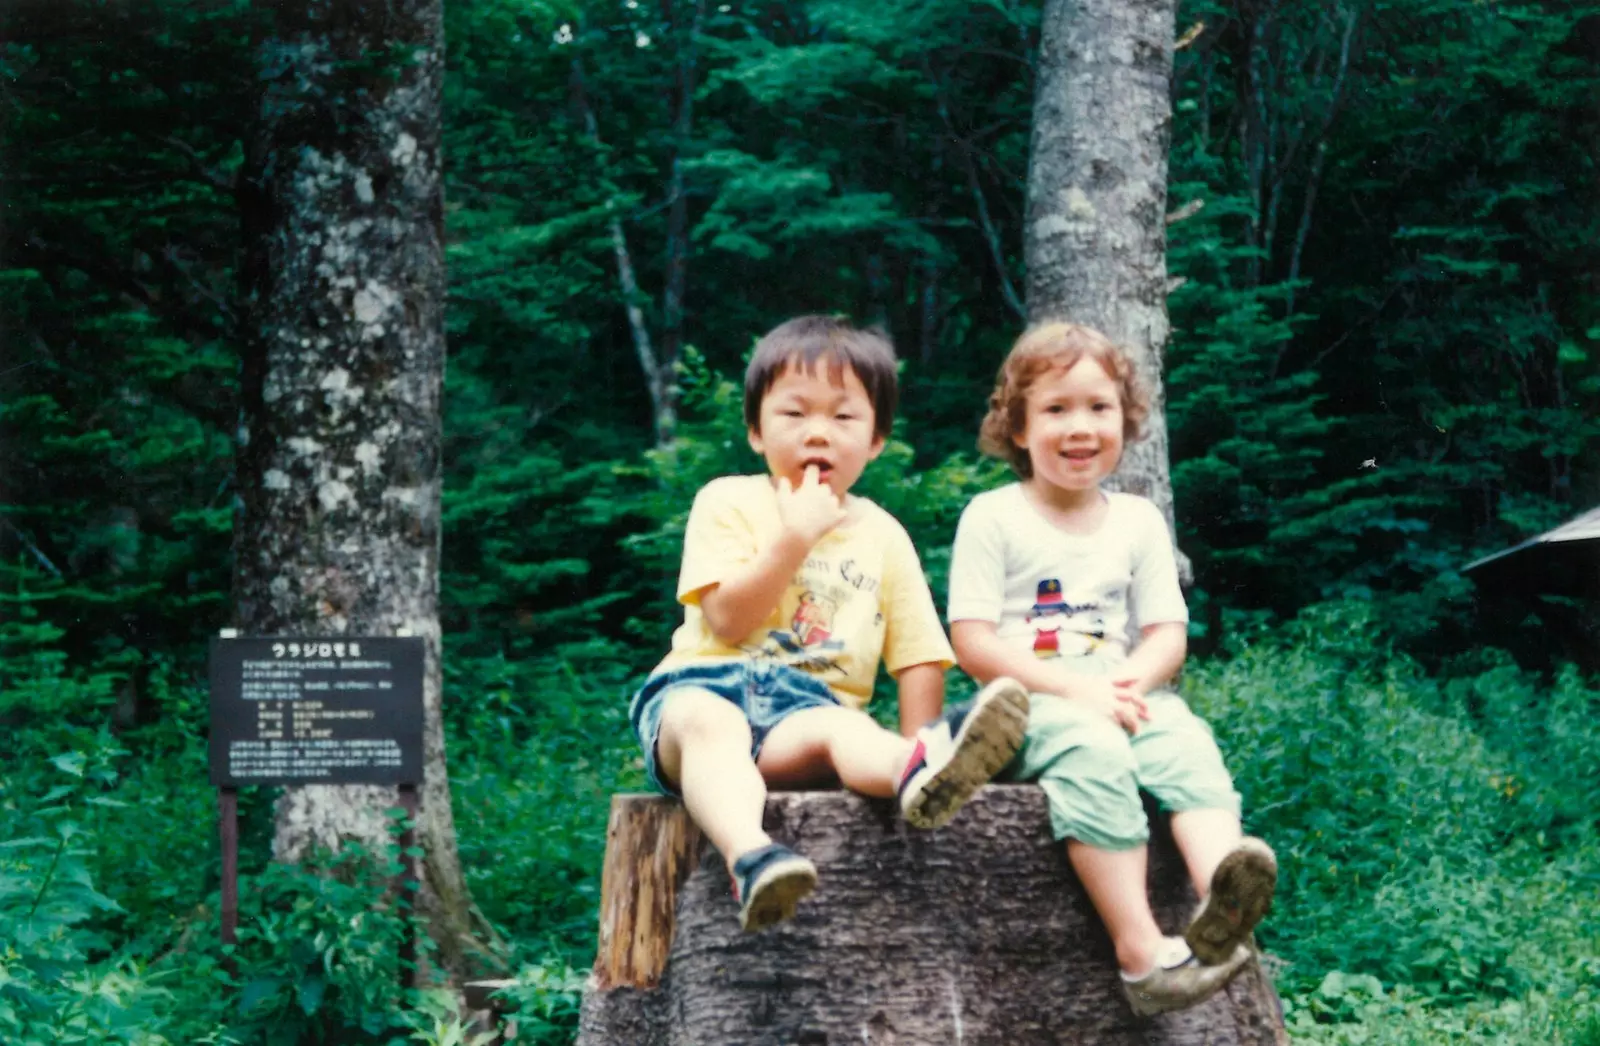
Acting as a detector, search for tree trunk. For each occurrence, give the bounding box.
[1025,0,1187,576]
[577,786,1286,1045]
[234,0,489,981]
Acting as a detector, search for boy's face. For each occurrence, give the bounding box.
[1013,356,1124,497]
[748,360,884,499]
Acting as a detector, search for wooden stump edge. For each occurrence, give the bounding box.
[591,793,703,990]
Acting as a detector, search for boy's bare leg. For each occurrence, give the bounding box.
[1169,808,1243,897]
[656,689,773,870]
[757,705,911,797]
[1067,840,1167,976]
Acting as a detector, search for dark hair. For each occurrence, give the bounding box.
[743,315,899,439]
[978,321,1150,479]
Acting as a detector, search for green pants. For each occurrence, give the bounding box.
[1005,690,1241,850]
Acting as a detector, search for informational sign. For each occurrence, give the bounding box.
[208,636,425,786]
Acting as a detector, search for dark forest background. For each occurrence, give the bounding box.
[2,1,1598,1043]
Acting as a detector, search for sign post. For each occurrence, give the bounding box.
[209,633,426,969]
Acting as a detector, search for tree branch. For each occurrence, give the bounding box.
[1165,199,1205,225]
[570,59,670,448]
[928,63,1025,321]
[1284,7,1358,319]
[1,518,65,579]
[144,132,236,194]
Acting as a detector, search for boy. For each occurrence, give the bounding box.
[947,322,1278,1016]
[631,315,1029,932]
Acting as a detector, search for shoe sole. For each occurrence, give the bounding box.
[1185,839,1277,965]
[739,859,818,933]
[1124,944,1253,1017]
[901,679,1029,830]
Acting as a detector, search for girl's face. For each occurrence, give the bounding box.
[1013,356,1125,499]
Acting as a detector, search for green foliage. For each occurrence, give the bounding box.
[1164,174,1337,619]
[446,643,644,962]
[1442,657,1600,842]
[384,963,584,1046]
[1165,0,1600,644]
[484,963,585,1045]
[1288,969,1600,1046]
[217,848,416,1046]
[0,739,169,1046]
[1,2,246,691]
[12,0,1599,697]
[7,1,1600,1043]
[1189,601,1600,1009]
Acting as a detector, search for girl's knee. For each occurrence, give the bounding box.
[1026,716,1137,781]
[1043,779,1148,849]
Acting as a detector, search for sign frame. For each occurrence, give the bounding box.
[208,634,425,787]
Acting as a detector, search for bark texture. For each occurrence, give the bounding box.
[577,786,1286,1046]
[1025,0,1184,554]
[234,0,486,979]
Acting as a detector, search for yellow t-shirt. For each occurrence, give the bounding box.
[654,475,955,709]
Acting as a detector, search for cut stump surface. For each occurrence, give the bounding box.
[578,784,1287,1046]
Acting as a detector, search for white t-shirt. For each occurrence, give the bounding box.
[947,485,1187,666]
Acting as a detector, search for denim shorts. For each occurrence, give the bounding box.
[629,660,842,795]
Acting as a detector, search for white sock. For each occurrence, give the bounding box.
[1120,937,1193,982]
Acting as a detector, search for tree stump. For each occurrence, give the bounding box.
[577,784,1286,1045]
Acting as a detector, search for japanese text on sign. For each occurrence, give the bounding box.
[209,636,424,786]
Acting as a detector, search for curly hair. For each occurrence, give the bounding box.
[977,321,1150,479]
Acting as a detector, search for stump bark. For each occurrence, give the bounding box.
[577,784,1286,1046]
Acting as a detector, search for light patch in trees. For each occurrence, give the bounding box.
[320,366,366,409]
[317,479,354,512]
[382,486,421,507]
[391,131,418,166]
[352,281,397,341]
[354,441,382,473]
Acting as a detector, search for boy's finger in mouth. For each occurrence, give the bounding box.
[801,458,834,479]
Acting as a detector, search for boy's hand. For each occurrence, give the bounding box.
[775,465,847,547]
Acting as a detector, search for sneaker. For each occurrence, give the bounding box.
[1184,837,1278,965]
[1121,939,1252,1017]
[898,677,1029,830]
[730,843,818,932]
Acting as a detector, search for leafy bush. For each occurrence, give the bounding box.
[488,962,585,1045]
[1288,968,1600,1046]
[0,738,183,1045]
[1188,601,1600,1007]
[213,845,416,1046]
[447,643,643,966]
